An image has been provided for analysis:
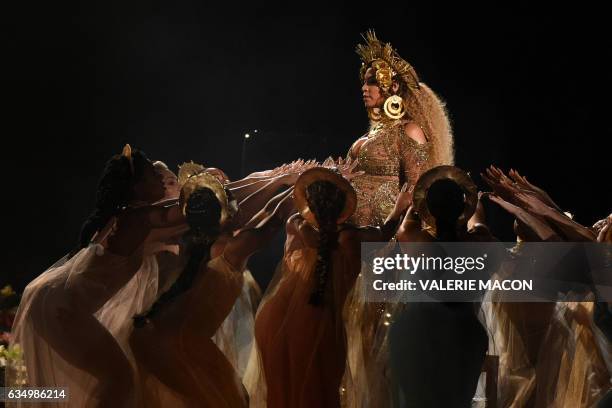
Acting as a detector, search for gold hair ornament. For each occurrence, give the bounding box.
[121,144,135,175]
[294,167,357,228]
[356,30,420,93]
[178,161,236,224]
[412,165,478,230]
[178,161,206,186]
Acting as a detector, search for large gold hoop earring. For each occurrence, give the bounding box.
[383,95,405,120]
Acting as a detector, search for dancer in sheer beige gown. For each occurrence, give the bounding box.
[252,167,410,408]
[7,146,187,408]
[483,166,611,407]
[130,169,298,408]
[153,161,307,380]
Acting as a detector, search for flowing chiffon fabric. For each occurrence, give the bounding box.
[249,245,359,408]
[129,254,248,408]
[483,252,611,408]
[6,244,148,407]
[6,223,187,408]
[340,271,393,408]
[534,298,610,407]
[213,269,262,379]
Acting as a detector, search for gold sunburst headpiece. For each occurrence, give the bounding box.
[294,167,357,228]
[178,161,234,224]
[412,165,478,230]
[356,30,420,93]
[178,161,206,185]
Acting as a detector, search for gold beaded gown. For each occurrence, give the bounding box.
[342,116,452,407]
[347,119,431,226]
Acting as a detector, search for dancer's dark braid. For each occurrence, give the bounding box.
[68,149,150,258]
[134,187,221,327]
[306,180,346,306]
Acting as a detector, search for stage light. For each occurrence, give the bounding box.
[244,133,250,139]
[254,129,258,133]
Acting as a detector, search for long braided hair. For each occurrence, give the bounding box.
[69,149,150,258]
[306,180,347,306]
[134,187,221,327]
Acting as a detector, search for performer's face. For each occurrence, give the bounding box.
[161,169,180,199]
[362,67,385,108]
[153,161,180,199]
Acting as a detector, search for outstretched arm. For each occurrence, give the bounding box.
[485,193,560,242]
[597,216,612,242]
[228,174,298,230]
[225,160,312,189]
[482,169,594,241]
[147,203,185,229]
[240,186,294,230]
[513,192,595,241]
[107,204,186,256]
[223,190,296,271]
[468,191,487,230]
[507,168,563,212]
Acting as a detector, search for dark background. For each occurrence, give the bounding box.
[4,7,611,291]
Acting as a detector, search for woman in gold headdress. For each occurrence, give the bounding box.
[150,161,307,381]
[251,167,410,408]
[347,30,454,226]
[129,169,300,408]
[343,31,455,407]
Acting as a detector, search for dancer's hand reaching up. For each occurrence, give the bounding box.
[597,216,612,242]
[394,183,412,215]
[468,191,487,230]
[273,159,317,186]
[508,168,562,212]
[481,166,537,206]
[512,191,558,218]
[322,156,335,167]
[336,157,364,181]
[481,166,516,203]
[483,193,560,241]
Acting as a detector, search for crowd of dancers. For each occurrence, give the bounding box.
[4,31,611,407]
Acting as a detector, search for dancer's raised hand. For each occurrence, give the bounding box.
[508,168,562,211]
[322,156,335,167]
[337,157,363,181]
[512,191,558,218]
[597,216,612,242]
[483,193,559,241]
[481,170,517,204]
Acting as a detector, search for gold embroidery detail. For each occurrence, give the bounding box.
[349,120,432,226]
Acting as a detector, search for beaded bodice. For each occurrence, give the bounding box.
[347,120,431,226]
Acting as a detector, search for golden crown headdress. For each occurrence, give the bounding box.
[177,161,236,224]
[294,167,357,228]
[177,161,206,186]
[356,30,420,93]
[412,165,478,229]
